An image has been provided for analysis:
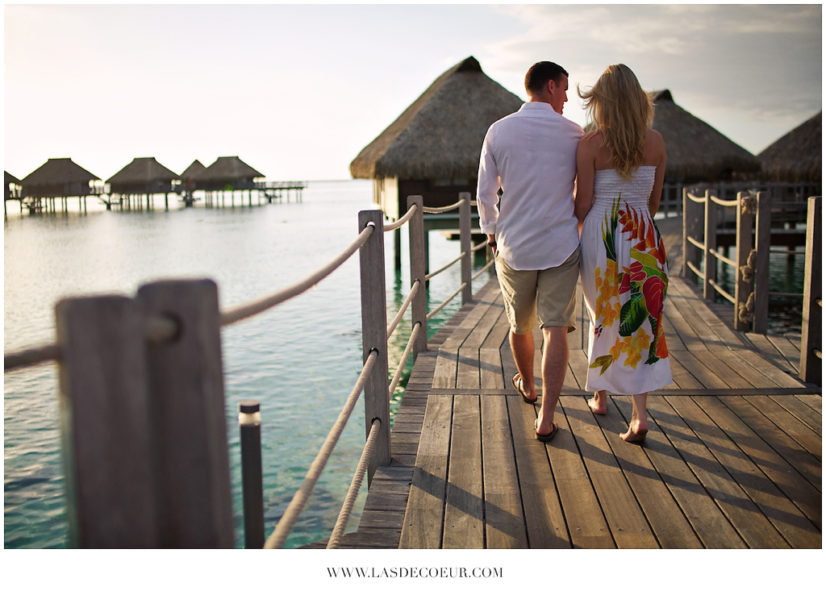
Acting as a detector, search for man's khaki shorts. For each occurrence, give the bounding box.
[495,246,580,334]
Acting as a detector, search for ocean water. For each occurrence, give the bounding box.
[3,180,495,548]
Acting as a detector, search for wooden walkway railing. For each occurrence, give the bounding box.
[682,190,821,383]
[3,191,491,548]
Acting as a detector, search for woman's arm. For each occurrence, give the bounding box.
[574,135,596,222]
[648,130,666,216]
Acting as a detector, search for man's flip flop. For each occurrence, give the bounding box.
[535,419,559,443]
[512,374,537,404]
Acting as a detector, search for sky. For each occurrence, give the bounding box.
[2,2,822,183]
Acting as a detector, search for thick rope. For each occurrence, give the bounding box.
[685,192,707,204]
[263,350,378,549]
[422,199,465,214]
[425,252,466,282]
[383,203,418,232]
[388,322,421,398]
[222,224,374,326]
[426,283,467,321]
[471,239,488,253]
[5,314,178,372]
[387,280,420,339]
[326,418,381,549]
[471,258,495,281]
[709,195,739,208]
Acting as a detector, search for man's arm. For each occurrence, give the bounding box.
[476,129,500,240]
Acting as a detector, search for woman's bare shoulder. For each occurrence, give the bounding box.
[578,129,602,151]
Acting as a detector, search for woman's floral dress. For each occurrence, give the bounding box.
[580,166,672,395]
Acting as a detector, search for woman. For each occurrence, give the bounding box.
[574,64,672,443]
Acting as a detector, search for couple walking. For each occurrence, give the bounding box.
[477,61,672,444]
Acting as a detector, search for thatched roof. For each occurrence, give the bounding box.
[21,158,99,186]
[5,171,21,185]
[649,90,760,182]
[757,111,821,182]
[106,157,178,184]
[194,156,264,182]
[350,56,524,180]
[180,159,206,180]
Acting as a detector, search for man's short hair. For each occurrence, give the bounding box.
[525,61,568,95]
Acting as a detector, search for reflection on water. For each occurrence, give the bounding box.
[4,180,496,548]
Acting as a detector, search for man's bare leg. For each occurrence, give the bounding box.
[510,330,538,401]
[536,326,568,434]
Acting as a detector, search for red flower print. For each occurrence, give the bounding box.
[643,276,665,318]
[619,271,630,293]
[630,261,646,282]
[655,328,669,359]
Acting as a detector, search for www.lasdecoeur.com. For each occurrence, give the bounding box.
[327,567,503,579]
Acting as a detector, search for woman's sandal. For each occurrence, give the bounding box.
[512,374,537,404]
[535,419,559,443]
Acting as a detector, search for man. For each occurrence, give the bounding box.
[476,61,583,441]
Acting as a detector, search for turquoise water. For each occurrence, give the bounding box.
[3,180,495,548]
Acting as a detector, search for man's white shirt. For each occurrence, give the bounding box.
[477,102,583,271]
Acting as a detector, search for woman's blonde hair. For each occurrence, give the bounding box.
[579,64,653,178]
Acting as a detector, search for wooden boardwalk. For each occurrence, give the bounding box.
[323,218,821,549]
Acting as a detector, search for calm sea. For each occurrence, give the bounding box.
[3,179,494,548]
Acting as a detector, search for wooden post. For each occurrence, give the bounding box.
[703,190,716,299]
[753,191,771,333]
[734,192,755,331]
[394,227,402,271]
[800,196,821,384]
[239,400,265,549]
[55,295,159,547]
[358,210,391,482]
[136,279,235,547]
[459,192,472,304]
[407,195,428,357]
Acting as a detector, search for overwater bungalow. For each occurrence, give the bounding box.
[649,90,760,183]
[758,111,822,183]
[107,157,178,195]
[4,171,22,217]
[349,56,523,220]
[193,156,264,191]
[21,157,100,198]
[180,159,207,194]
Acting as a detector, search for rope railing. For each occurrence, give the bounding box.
[7,189,495,548]
[387,279,421,338]
[709,195,739,208]
[421,199,465,214]
[388,322,422,398]
[221,223,375,327]
[264,349,379,549]
[425,251,467,282]
[327,418,381,549]
[685,192,707,204]
[383,203,418,232]
[427,283,468,321]
[472,258,495,281]
[471,239,488,253]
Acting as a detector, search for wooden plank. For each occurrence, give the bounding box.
[481,395,528,548]
[399,395,452,548]
[596,397,703,548]
[665,397,820,547]
[443,394,484,548]
[479,307,509,391]
[688,394,822,531]
[612,396,746,548]
[545,399,615,548]
[563,395,659,547]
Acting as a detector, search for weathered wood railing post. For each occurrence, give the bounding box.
[734,191,755,331]
[137,279,234,547]
[55,295,159,547]
[459,192,472,304]
[358,210,391,482]
[682,187,689,277]
[407,195,428,357]
[800,196,821,384]
[753,191,771,333]
[703,190,716,299]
